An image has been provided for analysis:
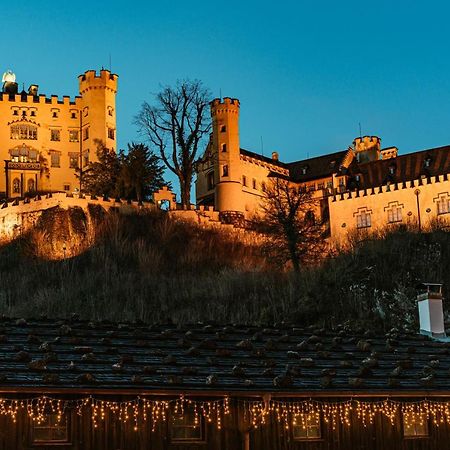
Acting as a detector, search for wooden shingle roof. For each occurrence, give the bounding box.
[1,318,450,396]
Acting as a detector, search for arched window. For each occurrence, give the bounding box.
[27,179,35,193]
[10,124,38,140]
[12,178,20,194]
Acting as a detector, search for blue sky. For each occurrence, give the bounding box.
[2,1,450,189]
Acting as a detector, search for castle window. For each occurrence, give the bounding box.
[32,413,69,444]
[424,156,432,168]
[261,182,266,192]
[12,178,20,194]
[50,152,61,168]
[252,178,257,189]
[387,206,402,223]
[69,130,79,143]
[170,408,205,443]
[437,196,450,215]
[355,208,372,229]
[71,111,77,119]
[221,143,227,152]
[293,414,321,441]
[207,172,214,190]
[69,153,79,169]
[108,107,114,117]
[220,125,226,132]
[13,109,18,116]
[222,165,228,177]
[52,110,59,118]
[108,128,115,140]
[301,166,308,175]
[10,124,38,140]
[83,151,89,167]
[30,110,36,117]
[242,175,247,186]
[27,178,35,193]
[63,184,71,191]
[403,412,428,438]
[22,110,27,117]
[83,127,89,141]
[83,107,89,117]
[317,182,325,190]
[50,129,61,142]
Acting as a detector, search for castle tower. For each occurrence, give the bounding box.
[78,69,118,163]
[353,136,381,163]
[210,97,244,214]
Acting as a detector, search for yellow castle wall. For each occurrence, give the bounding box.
[328,176,450,244]
[0,69,117,197]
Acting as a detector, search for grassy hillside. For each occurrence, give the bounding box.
[0,208,448,331]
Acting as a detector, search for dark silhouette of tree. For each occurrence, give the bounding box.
[80,140,121,198]
[120,143,167,202]
[259,177,326,272]
[79,140,167,201]
[135,80,211,208]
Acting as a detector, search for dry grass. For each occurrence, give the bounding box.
[0,208,448,331]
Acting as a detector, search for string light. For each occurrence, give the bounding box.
[2,395,450,433]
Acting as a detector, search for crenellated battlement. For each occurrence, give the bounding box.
[78,69,118,95]
[353,135,381,148]
[332,173,449,202]
[0,92,81,105]
[210,97,240,115]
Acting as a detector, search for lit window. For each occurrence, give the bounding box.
[403,412,428,438]
[293,414,321,441]
[437,196,450,215]
[32,414,69,444]
[387,206,402,223]
[50,129,61,142]
[10,124,38,140]
[69,130,79,142]
[356,211,371,229]
[221,143,227,152]
[12,178,20,194]
[51,152,61,168]
[108,128,115,140]
[69,154,79,169]
[83,127,89,141]
[171,408,205,443]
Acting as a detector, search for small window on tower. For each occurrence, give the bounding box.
[252,178,257,189]
[108,128,115,140]
[52,110,59,118]
[71,111,77,119]
[220,125,226,133]
[222,165,228,177]
[221,143,227,152]
[242,175,247,187]
[83,127,89,141]
[30,110,36,117]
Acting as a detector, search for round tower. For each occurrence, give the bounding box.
[78,69,118,162]
[210,97,244,215]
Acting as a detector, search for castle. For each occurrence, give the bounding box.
[196,97,450,242]
[0,68,117,198]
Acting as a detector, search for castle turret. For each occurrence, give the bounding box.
[353,136,381,163]
[210,97,244,214]
[78,69,118,163]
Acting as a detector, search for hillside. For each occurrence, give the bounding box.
[0,208,448,331]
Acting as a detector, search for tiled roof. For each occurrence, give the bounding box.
[351,145,450,189]
[0,318,450,395]
[287,150,348,182]
[240,148,287,168]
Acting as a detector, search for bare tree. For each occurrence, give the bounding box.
[259,177,326,272]
[135,80,211,208]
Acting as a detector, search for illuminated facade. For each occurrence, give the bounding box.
[196,98,450,241]
[0,69,118,198]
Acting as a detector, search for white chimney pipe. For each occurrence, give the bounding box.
[417,283,446,338]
